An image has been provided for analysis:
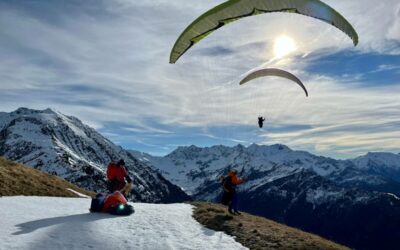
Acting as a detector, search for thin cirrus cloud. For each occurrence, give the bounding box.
[0,0,399,158]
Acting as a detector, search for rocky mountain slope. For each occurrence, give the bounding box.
[0,108,190,203]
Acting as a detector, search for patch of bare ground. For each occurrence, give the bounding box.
[0,157,94,197]
[191,201,350,250]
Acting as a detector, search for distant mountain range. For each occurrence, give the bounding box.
[130,144,400,250]
[130,144,400,196]
[2,107,400,249]
[0,108,190,203]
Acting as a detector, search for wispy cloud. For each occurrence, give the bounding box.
[0,0,399,157]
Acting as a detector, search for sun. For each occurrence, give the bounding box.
[273,35,296,59]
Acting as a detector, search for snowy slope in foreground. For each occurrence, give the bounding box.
[0,197,246,250]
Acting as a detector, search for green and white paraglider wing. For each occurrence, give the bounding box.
[170,0,359,63]
[240,68,309,97]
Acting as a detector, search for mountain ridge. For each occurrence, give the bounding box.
[130,143,400,196]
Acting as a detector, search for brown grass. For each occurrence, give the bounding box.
[0,157,95,198]
[191,202,350,250]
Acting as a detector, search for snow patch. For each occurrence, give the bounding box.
[387,193,400,200]
[67,188,91,198]
[0,196,247,250]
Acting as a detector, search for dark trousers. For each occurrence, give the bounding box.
[107,180,125,193]
[228,193,239,211]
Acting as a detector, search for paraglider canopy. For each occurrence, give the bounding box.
[170,0,359,63]
[240,68,309,97]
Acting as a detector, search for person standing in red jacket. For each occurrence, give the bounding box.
[222,169,246,215]
[106,159,133,197]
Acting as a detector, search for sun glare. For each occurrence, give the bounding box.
[273,35,296,59]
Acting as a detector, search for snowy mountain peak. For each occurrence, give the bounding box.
[14,107,41,114]
[12,107,56,116]
[167,143,294,160]
[351,152,400,183]
[271,143,291,150]
[353,152,400,169]
[366,151,400,158]
[235,143,245,149]
[246,143,292,155]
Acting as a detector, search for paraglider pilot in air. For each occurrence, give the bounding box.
[107,159,133,198]
[258,117,265,128]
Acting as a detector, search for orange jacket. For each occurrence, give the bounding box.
[228,172,244,185]
[101,191,127,212]
[223,172,244,193]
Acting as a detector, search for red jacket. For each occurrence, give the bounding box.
[107,163,129,191]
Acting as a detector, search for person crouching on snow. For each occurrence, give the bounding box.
[106,159,133,197]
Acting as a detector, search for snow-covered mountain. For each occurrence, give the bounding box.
[130,144,400,196]
[0,108,190,203]
[352,152,400,182]
[131,144,400,249]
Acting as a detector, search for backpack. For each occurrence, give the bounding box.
[90,193,106,212]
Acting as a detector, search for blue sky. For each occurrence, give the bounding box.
[0,0,399,158]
